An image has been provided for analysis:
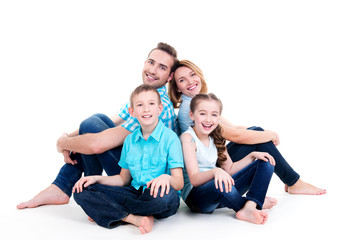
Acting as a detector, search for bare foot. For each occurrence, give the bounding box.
[235,201,268,225]
[122,214,154,234]
[17,184,69,209]
[285,179,327,195]
[88,217,95,222]
[263,196,278,209]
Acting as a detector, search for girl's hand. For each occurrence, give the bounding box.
[251,151,276,166]
[73,176,99,193]
[213,167,235,193]
[146,174,171,198]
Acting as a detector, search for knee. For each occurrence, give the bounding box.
[247,126,264,131]
[79,114,107,134]
[258,160,275,173]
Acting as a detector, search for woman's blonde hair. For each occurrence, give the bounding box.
[168,60,208,108]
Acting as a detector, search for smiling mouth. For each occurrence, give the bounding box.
[146,73,158,81]
[142,114,153,119]
[202,123,213,130]
[187,84,198,91]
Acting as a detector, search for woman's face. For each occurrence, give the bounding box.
[174,66,202,98]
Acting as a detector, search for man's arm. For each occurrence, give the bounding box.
[57,125,131,155]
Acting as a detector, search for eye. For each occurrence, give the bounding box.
[148,60,154,65]
[160,66,167,71]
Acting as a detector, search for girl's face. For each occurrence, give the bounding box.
[190,99,221,136]
[174,66,202,98]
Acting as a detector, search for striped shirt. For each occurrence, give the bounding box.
[118,86,179,135]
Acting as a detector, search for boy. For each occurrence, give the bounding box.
[73,84,184,234]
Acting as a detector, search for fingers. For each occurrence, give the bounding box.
[215,176,234,193]
[148,178,170,198]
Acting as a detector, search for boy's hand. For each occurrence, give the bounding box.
[73,176,99,193]
[146,174,171,198]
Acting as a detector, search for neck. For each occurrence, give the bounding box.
[193,126,210,144]
[141,119,159,141]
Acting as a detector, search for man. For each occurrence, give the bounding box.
[17,42,180,209]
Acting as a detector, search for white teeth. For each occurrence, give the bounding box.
[188,84,197,91]
[143,115,152,118]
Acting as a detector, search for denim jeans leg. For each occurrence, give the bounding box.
[123,187,180,219]
[79,113,122,176]
[227,126,300,187]
[74,184,140,229]
[52,154,83,197]
[232,160,274,209]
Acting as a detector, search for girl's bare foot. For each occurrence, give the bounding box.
[17,184,69,209]
[263,196,278,209]
[122,214,154,234]
[285,179,327,195]
[235,201,268,225]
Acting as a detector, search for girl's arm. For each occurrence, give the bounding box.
[220,116,279,145]
[220,150,276,176]
[181,133,234,193]
[181,133,216,187]
[73,168,132,193]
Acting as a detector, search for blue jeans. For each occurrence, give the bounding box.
[185,160,274,213]
[52,114,122,197]
[74,184,180,229]
[227,126,300,187]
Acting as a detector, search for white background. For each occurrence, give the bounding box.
[1,1,359,239]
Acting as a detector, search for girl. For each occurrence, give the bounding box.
[181,93,276,224]
[169,60,326,195]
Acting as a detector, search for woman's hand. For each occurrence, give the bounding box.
[213,167,235,193]
[73,176,99,193]
[251,151,276,166]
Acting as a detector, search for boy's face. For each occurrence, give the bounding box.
[142,49,174,89]
[129,91,163,129]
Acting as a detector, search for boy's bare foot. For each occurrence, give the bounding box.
[122,214,154,234]
[16,184,69,209]
[263,196,278,209]
[285,179,327,195]
[235,201,268,225]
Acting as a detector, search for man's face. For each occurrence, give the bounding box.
[142,49,174,89]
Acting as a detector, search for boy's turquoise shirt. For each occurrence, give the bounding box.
[119,120,184,190]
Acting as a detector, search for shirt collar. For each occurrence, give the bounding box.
[156,86,166,97]
[134,120,164,142]
[181,94,192,102]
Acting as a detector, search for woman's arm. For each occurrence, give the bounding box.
[220,117,279,145]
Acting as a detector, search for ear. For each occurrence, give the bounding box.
[167,72,174,82]
[158,103,164,115]
[189,110,194,121]
[129,106,135,118]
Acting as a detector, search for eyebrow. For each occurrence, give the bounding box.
[148,58,168,70]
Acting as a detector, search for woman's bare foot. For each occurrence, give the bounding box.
[122,214,154,234]
[263,196,278,209]
[235,201,268,225]
[16,184,69,209]
[285,179,327,195]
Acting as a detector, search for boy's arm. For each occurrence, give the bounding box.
[146,168,183,198]
[73,168,132,193]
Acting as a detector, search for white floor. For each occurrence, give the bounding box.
[3,170,357,240]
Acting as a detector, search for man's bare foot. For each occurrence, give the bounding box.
[16,184,69,209]
[285,179,327,195]
[122,214,154,234]
[235,201,268,225]
[263,196,278,209]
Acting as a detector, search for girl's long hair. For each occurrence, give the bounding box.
[190,93,227,164]
[168,60,208,108]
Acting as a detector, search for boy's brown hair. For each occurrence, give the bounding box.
[130,84,161,108]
